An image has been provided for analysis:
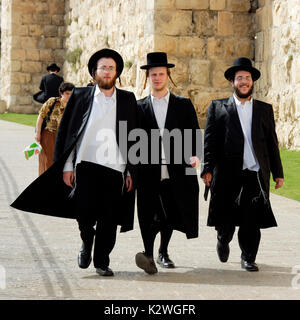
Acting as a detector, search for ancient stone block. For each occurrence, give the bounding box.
[40,49,53,61]
[155,0,175,9]
[207,37,223,58]
[217,12,233,36]
[43,25,59,37]
[210,0,226,11]
[154,10,193,36]
[189,59,211,86]
[11,49,26,61]
[154,35,177,55]
[175,0,209,10]
[177,37,206,58]
[22,61,42,73]
[227,0,251,12]
[194,11,217,36]
[11,61,22,72]
[28,25,44,37]
[45,38,63,49]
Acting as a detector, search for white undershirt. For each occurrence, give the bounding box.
[151,90,170,180]
[233,94,260,172]
[63,86,126,173]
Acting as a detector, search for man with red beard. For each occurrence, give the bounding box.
[12,49,138,277]
[201,57,284,271]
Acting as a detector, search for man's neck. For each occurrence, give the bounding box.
[234,93,251,105]
[151,88,168,99]
[99,86,115,97]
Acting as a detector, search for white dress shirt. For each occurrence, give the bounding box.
[233,94,260,172]
[151,90,170,180]
[63,86,126,173]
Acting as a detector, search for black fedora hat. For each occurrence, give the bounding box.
[140,52,175,70]
[88,48,124,77]
[47,63,60,72]
[224,57,261,81]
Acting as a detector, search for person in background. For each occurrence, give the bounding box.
[35,82,75,175]
[33,63,64,104]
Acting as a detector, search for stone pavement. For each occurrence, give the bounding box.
[0,119,300,300]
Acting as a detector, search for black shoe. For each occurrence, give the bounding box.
[77,241,93,269]
[135,252,158,275]
[216,240,230,263]
[241,259,259,272]
[96,267,114,277]
[157,253,175,268]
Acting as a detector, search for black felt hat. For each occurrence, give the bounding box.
[88,48,124,77]
[224,57,261,81]
[140,52,175,70]
[47,63,60,72]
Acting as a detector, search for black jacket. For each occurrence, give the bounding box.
[136,93,200,239]
[11,86,138,232]
[34,73,64,103]
[201,96,284,228]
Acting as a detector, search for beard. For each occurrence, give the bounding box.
[234,83,254,99]
[95,74,117,90]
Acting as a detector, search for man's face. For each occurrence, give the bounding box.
[232,70,254,99]
[94,57,117,89]
[148,67,168,92]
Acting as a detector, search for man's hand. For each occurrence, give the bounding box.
[275,178,284,189]
[126,176,133,192]
[202,172,212,187]
[190,156,200,168]
[63,171,74,187]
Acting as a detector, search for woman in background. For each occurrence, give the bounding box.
[35,82,74,175]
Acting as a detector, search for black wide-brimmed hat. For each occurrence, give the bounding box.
[88,48,124,77]
[47,63,60,72]
[140,52,175,70]
[224,57,261,81]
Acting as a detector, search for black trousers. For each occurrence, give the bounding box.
[216,169,265,263]
[141,179,174,257]
[74,161,123,268]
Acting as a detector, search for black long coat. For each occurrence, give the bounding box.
[201,96,284,228]
[136,93,200,239]
[11,86,138,232]
[34,73,64,103]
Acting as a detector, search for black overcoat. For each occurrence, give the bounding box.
[11,86,138,232]
[201,96,284,228]
[136,93,200,239]
[34,73,64,103]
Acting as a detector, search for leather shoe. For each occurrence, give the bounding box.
[157,253,175,268]
[216,240,230,263]
[96,267,114,276]
[77,241,93,269]
[241,259,259,272]
[135,252,158,274]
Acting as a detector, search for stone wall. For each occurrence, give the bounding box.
[152,0,254,127]
[254,0,300,150]
[0,0,65,113]
[63,0,155,98]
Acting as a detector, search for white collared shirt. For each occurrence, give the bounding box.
[151,90,170,180]
[63,86,126,173]
[233,94,260,172]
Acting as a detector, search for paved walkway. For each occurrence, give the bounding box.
[0,119,300,300]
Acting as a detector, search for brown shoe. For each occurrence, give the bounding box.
[135,252,158,275]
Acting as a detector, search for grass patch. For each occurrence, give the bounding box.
[271,149,300,202]
[0,112,38,127]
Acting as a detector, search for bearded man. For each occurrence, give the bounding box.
[11,49,138,277]
[201,57,284,272]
